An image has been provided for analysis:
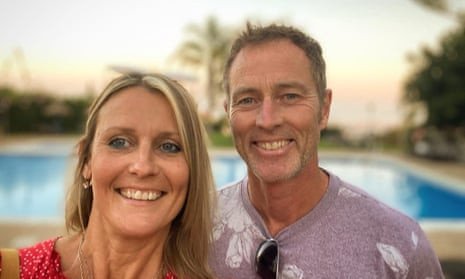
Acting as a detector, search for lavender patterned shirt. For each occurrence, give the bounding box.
[209,171,444,278]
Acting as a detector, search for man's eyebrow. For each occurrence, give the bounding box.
[274,81,308,92]
[231,82,310,99]
[231,86,259,97]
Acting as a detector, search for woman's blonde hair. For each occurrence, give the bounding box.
[65,73,216,278]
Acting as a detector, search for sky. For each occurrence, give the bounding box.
[0,0,462,135]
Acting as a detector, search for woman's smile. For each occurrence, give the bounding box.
[118,188,164,201]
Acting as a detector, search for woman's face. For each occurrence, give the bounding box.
[83,86,189,239]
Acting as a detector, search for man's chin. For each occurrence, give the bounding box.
[250,165,296,184]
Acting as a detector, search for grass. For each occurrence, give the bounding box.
[208,130,234,147]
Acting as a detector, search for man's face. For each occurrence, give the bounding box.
[226,39,331,184]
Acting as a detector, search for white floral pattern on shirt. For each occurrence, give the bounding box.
[338,187,362,198]
[376,243,409,279]
[411,231,418,249]
[281,264,304,279]
[213,186,262,268]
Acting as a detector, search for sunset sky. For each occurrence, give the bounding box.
[1,0,463,135]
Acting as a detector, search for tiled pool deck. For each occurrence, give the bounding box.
[1,136,464,276]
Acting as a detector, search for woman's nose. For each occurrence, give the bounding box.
[128,146,159,177]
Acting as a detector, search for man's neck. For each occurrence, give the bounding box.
[248,167,329,236]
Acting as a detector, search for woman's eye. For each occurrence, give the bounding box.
[108,138,129,149]
[160,142,181,153]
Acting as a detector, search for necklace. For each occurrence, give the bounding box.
[78,235,93,279]
[77,235,164,279]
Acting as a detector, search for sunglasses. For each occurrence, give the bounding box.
[255,238,279,279]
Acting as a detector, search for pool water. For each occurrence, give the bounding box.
[320,158,465,220]
[0,154,70,219]
[1,153,465,221]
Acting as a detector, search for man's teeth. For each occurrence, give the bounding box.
[258,140,290,150]
[120,189,162,201]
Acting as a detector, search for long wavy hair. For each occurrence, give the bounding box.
[65,73,216,278]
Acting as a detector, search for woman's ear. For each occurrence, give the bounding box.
[78,138,91,179]
[83,164,91,180]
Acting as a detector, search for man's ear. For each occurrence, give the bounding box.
[319,89,332,130]
[223,99,229,116]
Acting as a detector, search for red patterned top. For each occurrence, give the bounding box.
[1,238,177,279]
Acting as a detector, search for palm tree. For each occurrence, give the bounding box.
[173,16,233,115]
[412,0,465,22]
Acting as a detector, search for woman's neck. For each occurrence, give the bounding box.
[83,226,166,279]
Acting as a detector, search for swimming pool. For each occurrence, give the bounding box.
[1,147,465,221]
[214,154,465,221]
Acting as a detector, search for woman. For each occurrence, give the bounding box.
[1,73,216,278]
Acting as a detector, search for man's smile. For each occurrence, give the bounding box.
[254,139,293,151]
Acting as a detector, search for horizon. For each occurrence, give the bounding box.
[1,0,463,135]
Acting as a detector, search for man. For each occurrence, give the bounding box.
[209,23,443,278]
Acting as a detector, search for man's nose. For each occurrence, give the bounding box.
[256,98,283,130]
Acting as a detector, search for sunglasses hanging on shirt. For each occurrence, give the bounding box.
[255,238,279,279]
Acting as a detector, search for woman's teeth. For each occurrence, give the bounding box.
[119,189,162,201]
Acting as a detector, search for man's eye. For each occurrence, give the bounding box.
[283,93,299,101]
[108,138,129,149]
[160,142,181,153]
[237,97,255,105]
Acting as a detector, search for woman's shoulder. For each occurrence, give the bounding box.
[19,237,57,252]
[19,237,66,278]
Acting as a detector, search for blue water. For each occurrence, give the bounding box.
[0,154,70,219]
[1,152,465,221]
[319,158,465,220]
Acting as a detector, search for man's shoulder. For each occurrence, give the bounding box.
[330,173,420,230]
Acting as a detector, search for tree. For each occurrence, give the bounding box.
[404,25,465,128]
[413,0,449,14]
[404,1,465,128]
[173,16,233,115]
[403,2,465,160]
[412,0,465,23]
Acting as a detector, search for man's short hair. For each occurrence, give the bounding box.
[223,22,327,101]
